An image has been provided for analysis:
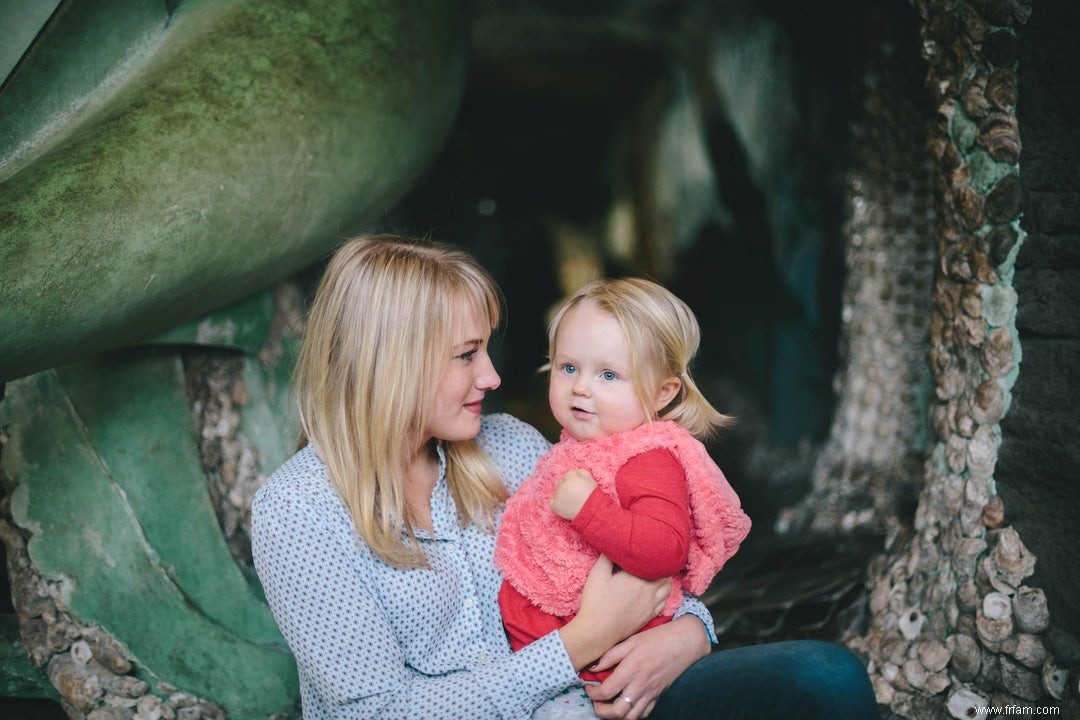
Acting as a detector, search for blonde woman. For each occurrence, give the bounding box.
[252,235,878,720]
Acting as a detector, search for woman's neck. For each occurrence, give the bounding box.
[404,441,439,532]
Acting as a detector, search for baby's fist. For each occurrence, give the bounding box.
[550,468,596,520]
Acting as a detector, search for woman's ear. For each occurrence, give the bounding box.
[653,376,682,413]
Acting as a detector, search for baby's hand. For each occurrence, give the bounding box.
[551,469,597,521]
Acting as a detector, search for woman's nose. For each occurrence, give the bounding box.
[477,355,501,391]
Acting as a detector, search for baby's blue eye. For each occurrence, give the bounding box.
[601,370,618,381]
[562,363,577,375]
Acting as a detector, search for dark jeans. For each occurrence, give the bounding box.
[651,640,880,720]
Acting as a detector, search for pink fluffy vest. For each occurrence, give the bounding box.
[495,421,751,617]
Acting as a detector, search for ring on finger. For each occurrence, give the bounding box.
[622,696,634,708]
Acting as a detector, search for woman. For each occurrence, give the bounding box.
[251,234,878,720]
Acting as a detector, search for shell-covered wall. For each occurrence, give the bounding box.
[846,0,1077,716]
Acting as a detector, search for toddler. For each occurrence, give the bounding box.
[495,277,751,718]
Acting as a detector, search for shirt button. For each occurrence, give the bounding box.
[464,597,476,608]
[477,653,489,663]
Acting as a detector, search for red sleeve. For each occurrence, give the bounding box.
[569,448,691,579]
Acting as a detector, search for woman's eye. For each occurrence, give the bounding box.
[456,349,478,362]
[601,371,617,381]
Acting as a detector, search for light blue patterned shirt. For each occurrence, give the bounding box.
[252,414,715,720]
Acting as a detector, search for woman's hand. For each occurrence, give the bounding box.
[585,615,711,718]
[550,468,597,520]
[558,556,671,671]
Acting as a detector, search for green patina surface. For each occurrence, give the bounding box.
[0,0,468,383]
[1,350,300,717]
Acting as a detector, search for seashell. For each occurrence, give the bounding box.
[982,591,1013,621]
[961,72,990,120]
[947,434,969,474]
[944,473,966,514]
[970,250,998,284]
[899,609,926,640]
[70,640,93,666]
[956,185,987,231]
[948,634,982,681]
[936,367,965,401]
[983,29,1019,67]
[902,659,928,689]
[976,604,1014,650]
[960,501,986,538]
[953,397,976,438]
[1002,633,1048,669]
[986,223,1019,266]
[881,661,900,683]
[940,141,964,173]
[950,161,972,189]
[1042,660,1067,700]
[981,327,1015,377]
[941,242,973,282]
[871,674,895,705]
[956,313,987,347]
[1000,655,1045,702]
[985,173,1024,223]
[981,494,1005,528]
[990,526,1037,587]
[1012,586,1050,633]
[986,68,1018,112]
[977,113,1021,165]
[82,627,133,676]
[967,425,998,480]
[46,653,105,713]
[136,694,164,720]
[870,577,892,615]
[961,284,982,317]
[960,4,992,41]
[926,672,951,695]
[917,640,952,673]
[971,379,1005,425]
[931,341,954,375]
[955,536,989,577]
[947,687,989,719]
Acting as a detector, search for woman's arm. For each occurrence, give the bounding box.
[557,556,672,671]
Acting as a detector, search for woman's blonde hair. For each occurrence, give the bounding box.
[546,277,734,439]
[293,234,507,568]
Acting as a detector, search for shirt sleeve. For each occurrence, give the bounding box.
[251,457,577,720]
[569,448,691,579]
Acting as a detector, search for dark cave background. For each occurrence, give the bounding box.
[389,0,868,550]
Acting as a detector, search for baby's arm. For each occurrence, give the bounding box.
[570,448,691,578]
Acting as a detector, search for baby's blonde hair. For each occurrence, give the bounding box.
[546,277,733,439]
[294,234,507,568]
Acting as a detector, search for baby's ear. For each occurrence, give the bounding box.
[654,376,682,413]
